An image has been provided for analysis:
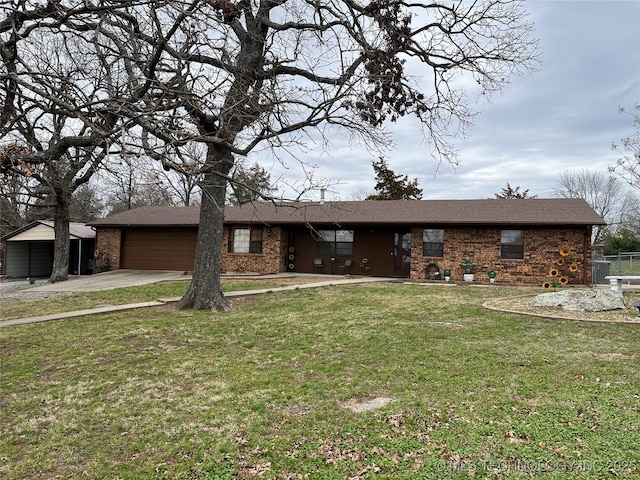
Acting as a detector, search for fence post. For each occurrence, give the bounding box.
[617,252,622,276]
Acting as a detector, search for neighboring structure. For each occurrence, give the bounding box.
[1,221,96,278]
[89,199,605,285]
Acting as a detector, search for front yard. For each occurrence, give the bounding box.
[1,283,639,479]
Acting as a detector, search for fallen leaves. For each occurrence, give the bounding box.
[505,430,530,444]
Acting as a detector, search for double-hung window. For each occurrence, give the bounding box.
[229,227,263,253]
[501,230,524,259]
[317,229,354,255]
[423,229,444,257]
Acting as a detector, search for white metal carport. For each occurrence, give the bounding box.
[2,221,96,278]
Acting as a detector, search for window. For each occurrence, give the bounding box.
[501,229,524,259]
[229,227,263,253]
[423,228,444,257]
[317,229,354,255]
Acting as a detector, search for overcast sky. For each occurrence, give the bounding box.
[259,0,640,201]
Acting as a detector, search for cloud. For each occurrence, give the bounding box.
[255,0,640,202]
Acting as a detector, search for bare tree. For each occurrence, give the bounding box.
[99,153,175,214]
[553,169,636,242]
[0,1,172,281]
[1,5,109,281]
[0,0,205,281]
[121,0,539,310]
[611,103,640,188]
[346,186,376,201]
[3,1,538,304]
[162,143,204,206]
[99,137,204,213]
[0,173,32,237]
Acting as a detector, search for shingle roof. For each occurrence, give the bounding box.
[89,206,201,227]
[1,220,96,241]
[89,199,606,228]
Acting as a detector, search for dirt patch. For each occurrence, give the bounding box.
[344,397,394,413]
[152,294,265,312]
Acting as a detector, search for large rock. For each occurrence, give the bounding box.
[531,289,625,312]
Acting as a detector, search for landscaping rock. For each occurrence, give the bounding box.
[531,289,625,312]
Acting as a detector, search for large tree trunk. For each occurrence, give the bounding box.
[50,194,71,283]
[176,146,233,311]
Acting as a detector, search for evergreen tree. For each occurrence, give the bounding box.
[495,183,535,199]
[366,159,422,200]
[227,162,276,205]
[604,227,640,254]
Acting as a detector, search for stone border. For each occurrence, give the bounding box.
[483,294,640,325]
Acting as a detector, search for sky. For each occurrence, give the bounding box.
[260,0,640,201]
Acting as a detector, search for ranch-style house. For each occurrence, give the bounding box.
[89,198,605,285]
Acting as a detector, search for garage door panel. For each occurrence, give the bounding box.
[121,228,197,270]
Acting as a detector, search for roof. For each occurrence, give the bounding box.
[2,220,96,241]
[89,199,606,228]
[89,206,201,227]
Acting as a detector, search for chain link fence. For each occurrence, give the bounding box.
[604,252,640,275]
[593,252,640,284]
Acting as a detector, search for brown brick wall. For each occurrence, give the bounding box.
[95,228,121,270]
[96,223,595,285]
[221,226,284,274]
[410,226,593,285]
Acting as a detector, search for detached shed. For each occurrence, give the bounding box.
[1,221,96,278]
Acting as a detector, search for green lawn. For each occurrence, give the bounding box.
[1,284,639,479]
[0,279,305,321]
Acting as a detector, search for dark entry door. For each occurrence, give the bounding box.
[393,232,411,277]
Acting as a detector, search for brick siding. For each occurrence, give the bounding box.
[220,226,283,274]
[95,228,121,270]
[410,226,593,285]
[95,223,594,285]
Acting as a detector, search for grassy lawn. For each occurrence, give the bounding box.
[0,278,316,321]
[1,284,639,479]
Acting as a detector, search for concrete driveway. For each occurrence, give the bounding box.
[29,269,192,293]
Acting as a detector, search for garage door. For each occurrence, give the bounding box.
[121,228,198,270]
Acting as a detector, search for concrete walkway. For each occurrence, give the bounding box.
[26,269,193,292]
[1,275,390,328]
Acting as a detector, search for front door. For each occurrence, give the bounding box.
[393,232,411,277]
